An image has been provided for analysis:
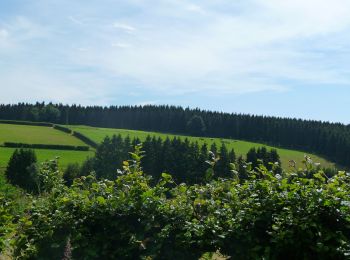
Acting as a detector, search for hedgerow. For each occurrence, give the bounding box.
[0,120,53,127]
[4,146,350,259]
[53,124,72,134]
[3,142,90,151]
[72,131,98,148]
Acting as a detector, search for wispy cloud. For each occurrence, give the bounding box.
[186,4,206,14]
[68,16,84,25]
[0,29,8,38]
[111,42,131,48]
[0,0,350,122]
[113,22,136,33]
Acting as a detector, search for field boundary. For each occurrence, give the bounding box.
[0,120,97,149]
[0,119,52,127]
[2,142,90,151]
[53,124,72,134]
[72,131,98,148]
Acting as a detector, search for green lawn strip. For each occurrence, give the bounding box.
[0,123,86,146]
[68,125,335,169]
[0,147,93,170]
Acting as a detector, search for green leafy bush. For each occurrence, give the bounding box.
[63,163,81,186]
[0,196,15,253]
[6,148,350,259]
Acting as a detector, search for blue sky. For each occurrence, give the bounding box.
[0,0,349,123]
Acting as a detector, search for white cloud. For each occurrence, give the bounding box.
[0,29,9,39]
[186,4,206,14]
[113,22,136,33]
[71,0,350,95]
[68,16,84,25]
[111,42,131,48]
[77,47,89,52]
[2,0,350,106]
[0,65,116,105]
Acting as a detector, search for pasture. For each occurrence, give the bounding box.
[68,125,335,169]
[0,147,93,169]
[0,123,85,146]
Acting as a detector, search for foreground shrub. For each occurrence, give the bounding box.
[63,163,81,186]
[0,197,15,254]
[9,149,350,259]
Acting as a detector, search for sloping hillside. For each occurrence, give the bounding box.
[69,125,335,169]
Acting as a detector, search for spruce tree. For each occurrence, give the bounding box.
[5,149,37,192]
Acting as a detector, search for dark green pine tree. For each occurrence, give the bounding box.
[246,148,258,168]
[197,143,209,183]
[268,149,282,173]
[5,148,38,192]
[79,157,95,177]
[160,137,174,179]
[94,136,114,179]
[186,115,206,136]
[123,136,131,155]
[215,144,233,179]
[141,136,156,176]
[210,143,218,155]
[94,135,127,180]
[228,149,236,163]
[186,141,200,183]
[236,156,249,180]
[256,147,267,166]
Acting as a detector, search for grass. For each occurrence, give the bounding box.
[0,147,93,170]
[0,123,85,146]
[0,169,20,198]
[68,125,336,169]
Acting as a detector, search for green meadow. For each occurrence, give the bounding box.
[0,147,93,169]
[0,122,336,170]
[69,125,335,169]
[0,123,85,146]
[0,123,93,169]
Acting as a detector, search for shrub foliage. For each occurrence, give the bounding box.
[6,146,350,259]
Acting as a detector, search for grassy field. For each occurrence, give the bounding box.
[69,125,335,169]
[0,123,85,146]
[0,147,93,169]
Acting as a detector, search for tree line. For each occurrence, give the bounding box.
[72,135,281,185]
[0,102,349,168]
[5,136,282,192]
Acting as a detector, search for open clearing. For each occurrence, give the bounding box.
[0,123,85,146]
[0,147,93,169]
[69,125,335,169]
[0,123,93,169]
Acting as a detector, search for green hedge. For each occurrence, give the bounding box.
[0,120,52,127]
[53,125,72,134]
[3,142,89,151]
[72,131,97,148]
